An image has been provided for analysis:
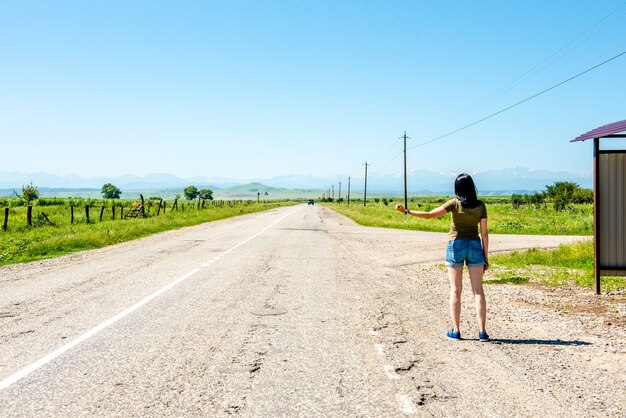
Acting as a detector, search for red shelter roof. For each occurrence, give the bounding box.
[571,119,626,142]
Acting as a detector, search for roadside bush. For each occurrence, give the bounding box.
[36,198,67,206]
[21,183,40,204]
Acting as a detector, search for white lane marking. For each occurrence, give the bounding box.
[397,394,417,415]
[383,365,399,380]
[0,207,300,391]
[375,343,386,358]
[0,268,200,391]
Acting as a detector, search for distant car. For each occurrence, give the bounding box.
[307,199,315,205]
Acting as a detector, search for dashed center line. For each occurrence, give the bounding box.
[383,364,400,380]
[0,207,299,391]
[375,343,386,358]
[397,394,417,414]
[369,331,416,415]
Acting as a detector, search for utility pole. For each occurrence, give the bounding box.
[338,182,341,201]
[402,130,411,210]
[363,161,369,207]
[332,185,334,200]
[347,176,351,205]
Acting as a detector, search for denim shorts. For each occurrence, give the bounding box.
[445,240,485,267]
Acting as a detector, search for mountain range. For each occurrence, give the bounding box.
[0,168,592,195]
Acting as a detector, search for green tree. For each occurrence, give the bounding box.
[528,192,545,208]
[101,183,122,199]
[544,181,591,211]
[572,188,593,204]
[184,185,199,200]
[198,189,214,200]
[20,183,40,204]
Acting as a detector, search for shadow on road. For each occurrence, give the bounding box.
[491,338,592,346]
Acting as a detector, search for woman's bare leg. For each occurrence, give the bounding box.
[468,266,487,332]
[447,267,463,331]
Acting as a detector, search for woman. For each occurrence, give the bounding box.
[394,173,489,342]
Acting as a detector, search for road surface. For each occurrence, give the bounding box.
[0,205,623,416]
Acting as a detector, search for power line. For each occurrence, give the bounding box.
[363,161,369,207]
[378,136,403,162]
[408,50,626,150]
[370,150,403,175]
[415,1,626,138]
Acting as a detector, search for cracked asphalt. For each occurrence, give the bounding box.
[0,204,622,417]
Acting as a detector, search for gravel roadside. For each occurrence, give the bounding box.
[322,206,625,417]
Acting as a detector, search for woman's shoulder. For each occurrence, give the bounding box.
[477,200,488,216]
[442,197,459,212]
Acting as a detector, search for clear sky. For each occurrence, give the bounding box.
[1,0,625,181]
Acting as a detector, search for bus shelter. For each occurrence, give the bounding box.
[571,119,626,294]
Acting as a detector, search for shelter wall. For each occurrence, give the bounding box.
[599,152,626,275]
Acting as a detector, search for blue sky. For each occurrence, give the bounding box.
[1,0,625,181]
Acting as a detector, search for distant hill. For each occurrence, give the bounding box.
[215,183,321,199]
[0,167,592,197]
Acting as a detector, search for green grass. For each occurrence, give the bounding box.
[0,201,294,266]
[322,199,592,236]
[483,276,530,285]
[490,240,625,292]
[322,199,625,292]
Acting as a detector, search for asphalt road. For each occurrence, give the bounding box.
[0,204,608,417]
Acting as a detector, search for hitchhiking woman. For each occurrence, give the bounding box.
[394,173,489,342]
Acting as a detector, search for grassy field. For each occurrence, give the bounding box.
[0,200,294,266]
[488,240,625,292]
[322,198,626,292]
[322,198,592,236]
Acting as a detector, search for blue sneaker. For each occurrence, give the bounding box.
[446,330,461,340]
[478,331,490,342]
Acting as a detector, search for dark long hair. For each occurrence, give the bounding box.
[454,173,479,209]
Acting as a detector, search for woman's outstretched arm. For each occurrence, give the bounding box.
[394,204,447,219]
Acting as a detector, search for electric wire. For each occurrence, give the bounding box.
[407,50,626,151]
[377,136,403,163]
[370,149,403,176]
[416,1,626,138]
[354,4,626,181]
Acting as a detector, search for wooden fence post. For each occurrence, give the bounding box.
[172,199,178,212]
[163,201,167,213]
[120,206,124,219]
[85,204,90,223]
[99,205,105,221]
[112,205,116,220]
[27,205,32,226]
[157,199,163,215]
[70,205,74,224]
[3,207,8,230]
